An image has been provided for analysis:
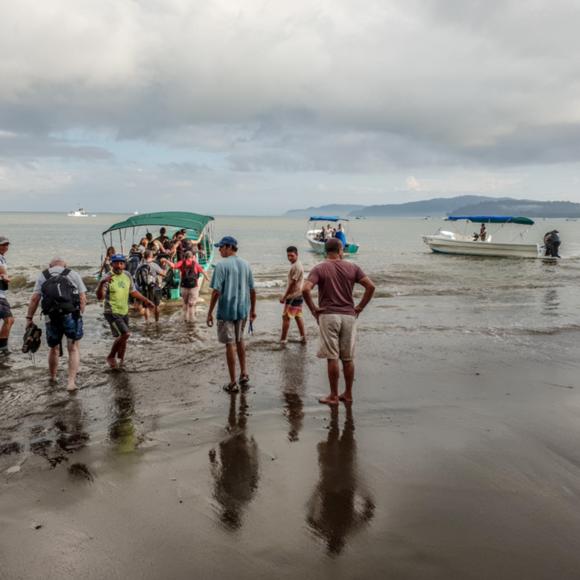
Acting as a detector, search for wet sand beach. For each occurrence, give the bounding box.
[2,296,580,579]
[2,215,580,578]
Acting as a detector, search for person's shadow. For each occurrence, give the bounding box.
[306,405,375,556]
[209,393,260,531]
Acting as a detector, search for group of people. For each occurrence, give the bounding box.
[316,223,347,248]
[0,231,375,405]
[206,235,375,404]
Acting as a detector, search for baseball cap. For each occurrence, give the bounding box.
[214,236,238,248]
[110,253,127,263]
[0,236,9,245]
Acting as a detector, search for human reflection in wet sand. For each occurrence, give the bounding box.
[30,393,90,468]
[307,405,375,556]
[209,393,260,531]
[108,371,138,454]
[281,347,306,442]
[542,288,559,318]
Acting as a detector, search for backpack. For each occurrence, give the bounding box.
[135,263,157,291]
[180,262,198,289]
[41,268,81,316]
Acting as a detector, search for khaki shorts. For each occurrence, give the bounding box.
[317,314,357,361]
[181,286,199,306]
[217,319,247,344]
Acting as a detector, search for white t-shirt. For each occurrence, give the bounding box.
[0,254,7,299]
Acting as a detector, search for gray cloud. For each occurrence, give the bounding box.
[1,0,580,210]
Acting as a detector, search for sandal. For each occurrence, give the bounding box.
[239,374,250,385]
[223,382,239,393]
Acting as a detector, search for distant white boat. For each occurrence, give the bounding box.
[67,208,90,218]
[423,216,542,259]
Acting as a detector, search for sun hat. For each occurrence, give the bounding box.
[0,236,9,245]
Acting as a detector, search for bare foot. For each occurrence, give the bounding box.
[339,393,353,404]
[318,395,339,405]
[67,382,78,392]
[300,336,307,344]
[106,356,117,369]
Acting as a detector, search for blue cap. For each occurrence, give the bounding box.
[214,236,238,248]
[110,253,127,263]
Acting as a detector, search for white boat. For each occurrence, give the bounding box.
[67,208,90,218]
[306,216,360,254]
[423,216,542,259]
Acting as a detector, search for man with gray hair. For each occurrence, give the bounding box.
[26,257,87,391]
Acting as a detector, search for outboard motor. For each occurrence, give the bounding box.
[543,230,561,258]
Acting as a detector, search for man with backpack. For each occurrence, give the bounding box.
[25,257,87,391]
[134,249,167,322]
[163,250,210,322]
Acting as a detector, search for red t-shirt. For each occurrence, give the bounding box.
[307,260,366,315]
[173,258,203,276]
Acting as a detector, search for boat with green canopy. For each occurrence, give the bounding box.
[422,215,543,258]
[102,211,215,297]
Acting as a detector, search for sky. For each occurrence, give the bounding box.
[1,0,580,215]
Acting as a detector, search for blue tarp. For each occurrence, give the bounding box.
[447,216,534,225]
[308,216,348,222]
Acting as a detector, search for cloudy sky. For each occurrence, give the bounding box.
[1,0,580,214]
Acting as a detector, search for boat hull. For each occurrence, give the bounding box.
[306,235,359,254]
[423,236,541,258]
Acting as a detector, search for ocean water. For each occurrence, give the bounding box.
[1,211,580,409]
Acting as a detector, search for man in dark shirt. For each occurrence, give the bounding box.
[303,238,375,405]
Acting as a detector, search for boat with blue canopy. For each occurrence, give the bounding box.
[423,215,543,258]
[102,211,215,298]
[305,216,360,254]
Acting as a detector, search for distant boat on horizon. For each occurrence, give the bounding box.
[67,208,91,218]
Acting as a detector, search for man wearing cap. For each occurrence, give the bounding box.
[302,238,375,405]
[25,257,87,391]
[207,236,256,392]
[96,254,154,368]
[0,236,14,356]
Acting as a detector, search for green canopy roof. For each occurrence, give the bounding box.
[102,212,214,238]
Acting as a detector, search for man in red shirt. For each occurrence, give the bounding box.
[303,238,375,405]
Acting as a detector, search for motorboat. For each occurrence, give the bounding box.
[423,216,543,258]
[306,216,360,254]
[67,208,90,217]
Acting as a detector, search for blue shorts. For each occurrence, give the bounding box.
[0,297,12,320]
[46,313,84,348]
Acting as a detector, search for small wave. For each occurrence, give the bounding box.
[254,279,285,289]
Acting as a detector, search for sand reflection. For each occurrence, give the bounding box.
[307,405,375,555]
[210,393,260,531]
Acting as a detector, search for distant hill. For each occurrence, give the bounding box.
[285,196,580,218]
[449,199,580,218]
[353,196,489,217]
[285,204,366,217]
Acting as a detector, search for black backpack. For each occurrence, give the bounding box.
[180,263,198,289]
[41,268,81,316]
[135,263,156,290]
